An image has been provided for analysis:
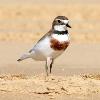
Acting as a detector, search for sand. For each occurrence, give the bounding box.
[1,74,100,100]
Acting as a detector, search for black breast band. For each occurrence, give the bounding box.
[54,30,68,35]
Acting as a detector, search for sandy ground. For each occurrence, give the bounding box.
[0,41,100,100]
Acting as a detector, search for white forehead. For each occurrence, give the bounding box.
[62,20,69,24]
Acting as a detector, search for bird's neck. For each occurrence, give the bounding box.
[53,30,68,35]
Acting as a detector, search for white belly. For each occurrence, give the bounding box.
[31,37,63,61]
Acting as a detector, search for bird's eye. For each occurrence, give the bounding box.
[57,20,61,23]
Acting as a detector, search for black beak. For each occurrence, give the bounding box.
[66,24,71,28]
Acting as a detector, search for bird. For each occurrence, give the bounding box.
[17,16,71,76]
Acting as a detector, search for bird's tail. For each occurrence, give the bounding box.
[17,53,31,62]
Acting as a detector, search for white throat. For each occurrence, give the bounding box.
[54,25,67,31]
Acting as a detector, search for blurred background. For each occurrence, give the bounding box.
[0,0,100,43]
[0,0,100,75]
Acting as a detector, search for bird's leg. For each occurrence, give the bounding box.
[45,60,48,76]
[45,57,53,76]
[50,59,53,74]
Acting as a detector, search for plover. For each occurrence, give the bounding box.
[17,16,71,76]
